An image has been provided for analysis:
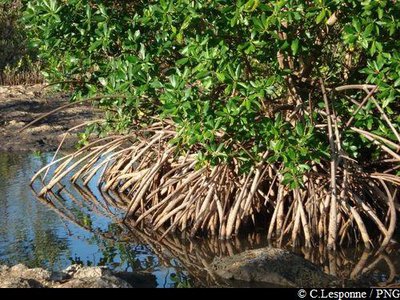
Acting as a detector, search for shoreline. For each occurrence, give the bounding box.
[0,263,156,288]
[0,84,99,152]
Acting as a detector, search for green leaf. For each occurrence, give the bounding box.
[352,19,361,32]
[127,55,138,64]
[377,8,383,19]
[244,0,260,12]
[295,123,304,136]
[216,72,226,82]
[176,58,189,65]
[170,75,178,88]
[363,23,374,38]
[235,65,241,79]
[315,9,325,24]
[291,39,299,55]
[177,31,183,43]
[394,77,400,88]
[139,43,146,60]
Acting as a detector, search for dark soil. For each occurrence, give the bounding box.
[0,84,100,152]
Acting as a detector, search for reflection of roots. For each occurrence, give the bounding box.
[33,183,398,287]
[32,120,400,250]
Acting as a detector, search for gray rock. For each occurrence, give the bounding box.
[0,265,9,272]
[0,277,43,288]
[49,271,68,282]
[9,264,51,282]
[0,265,47,288]
[54,276,132,288]
[0,264,151,288]
[63,264,81,277]
[8,120,25,127]
[212,247,335,287]
[73,266,113,279]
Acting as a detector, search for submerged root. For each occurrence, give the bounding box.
[31,120,400,249]
[31,181,399,286]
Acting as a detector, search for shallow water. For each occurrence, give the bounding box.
[0,152,192,287]
[0,152,399,288]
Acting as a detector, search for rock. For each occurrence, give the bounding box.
[0,264,152,288]
[8,120,25,127]
[212,247,335,287]
[54,276,132,288]
[49,271,68,282]
[63,264,81,277]
[54,265,133,288]
[9,264,51,282]
[0,265,9,272]
[113,271,157,288]
[73,266,113,279]
[0,264,48,288]
[0,276,44,288]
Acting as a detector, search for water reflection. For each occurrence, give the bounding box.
[34,167,400,287]
[0,152,176,287]
[0,152,400,287]
[0,152,68,270]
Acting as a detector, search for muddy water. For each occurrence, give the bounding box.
[0,152,399,288]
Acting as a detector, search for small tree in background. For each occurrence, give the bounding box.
[0,0,42,84]
[28,0,400,250]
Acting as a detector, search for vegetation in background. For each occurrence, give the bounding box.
[0,0,42,85]
[28,0,400,250]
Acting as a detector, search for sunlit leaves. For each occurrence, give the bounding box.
[24,0,400,189]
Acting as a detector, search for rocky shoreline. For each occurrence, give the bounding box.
[0,247,381,288]
[0,264,156,288]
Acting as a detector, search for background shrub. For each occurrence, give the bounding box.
[0,0,42,85]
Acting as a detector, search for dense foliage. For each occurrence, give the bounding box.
[24,0,400,185]
[27,1,400,248]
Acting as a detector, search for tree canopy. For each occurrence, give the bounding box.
[27,0,400,248]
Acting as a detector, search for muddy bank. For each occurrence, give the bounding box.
[0,84,99,152]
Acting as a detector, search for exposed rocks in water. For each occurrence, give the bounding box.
[0,264,156,288]
[0,264,51,288]
[212,247,337,287]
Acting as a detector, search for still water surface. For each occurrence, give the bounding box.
[0,152,399,287]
